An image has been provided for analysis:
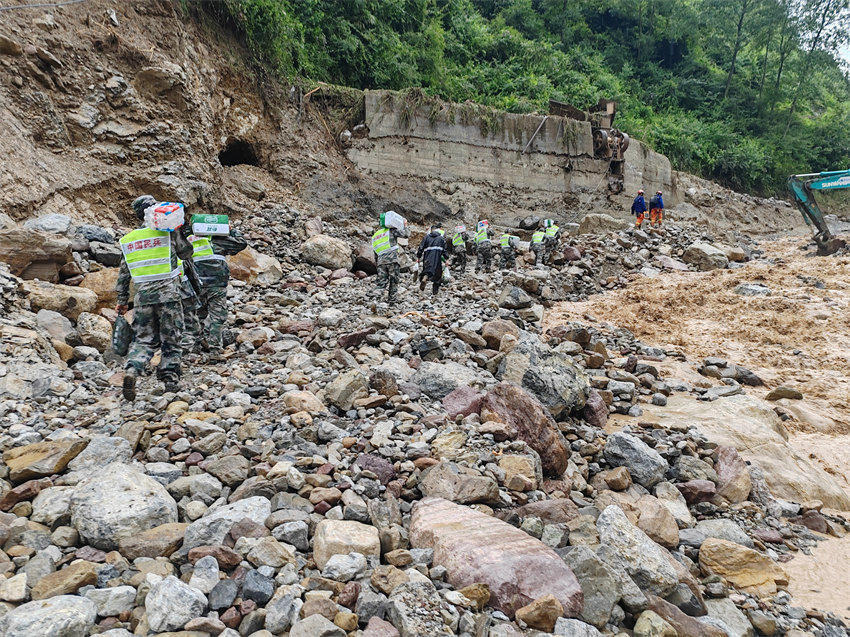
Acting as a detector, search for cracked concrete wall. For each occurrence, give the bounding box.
[348,91,678,204]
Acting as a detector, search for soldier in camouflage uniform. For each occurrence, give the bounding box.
[372,212,410,304]
[498,232,519,270]
[116,195,193,400]
[177,258,202,355]
[184,224,248,359]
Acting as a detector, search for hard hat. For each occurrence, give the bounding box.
[132,194,156,219]
[637,189,644,194]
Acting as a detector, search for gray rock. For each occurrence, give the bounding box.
[554,617,603,637]
[289,614,346,637]
[678,528,707,548]
[208,579,239,610]
[36,309,77,343]
[145,462,183,486]
[23,213,73,235]
[603,432,667,488]
[498,286,533,309]
[419,462,499,504]
[673,456,718,483]
[88,241,122,267]
[272,520,309,552]
[182,496,271,550]
[265,593,302,633]
[596,505,678,597]
[67,436,132,475]
[388,582,446,637]
[355,588,389,623]
[189,555,220,594]
[76,224,115,244]
[70,463,178,550]
[145,575,208,632]
[562,546,622,629]
[734,283,771,297]
[243,569,274,604]
[84,585,136,616]
[495,331,590,419]
[0,595,97,637]
[683,242,728,271]
[325,369,369,411]
[30,486,72,526]
[321,551,368,582]
[695,519,754,548]
[412,361,481,400]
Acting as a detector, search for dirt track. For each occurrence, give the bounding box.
[547,236,850,434]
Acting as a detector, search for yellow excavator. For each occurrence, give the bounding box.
[788,170,850,255]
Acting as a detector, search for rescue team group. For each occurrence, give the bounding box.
[117,189,661,400]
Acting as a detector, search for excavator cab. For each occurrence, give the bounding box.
[787,170,850,255]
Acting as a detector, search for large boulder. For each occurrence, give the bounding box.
[70,463,178,550]
[145,575,208,632]
[0,595,97,637]
[313,519,381,570]
[228,247,284,285]
[36,309,77,343]
[698,538,788,596]
[579,213,629,235]
[353,241,377,275]
[603,432,668,488]
[419,462,500,504]
[182,496,271,550]
[22,280,98,321]
[682,242,729,271]
[23,213,73,235]
[78,267,119,308]
[596,505,678,597]
[495,332,589,418]
[480,382,571,476]
[412,361,481,400]
[0,229,72,282]
[411,497,583,619]
[3,438,88,483]
[301,234,353,270]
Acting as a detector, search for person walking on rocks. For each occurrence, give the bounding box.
[116,195,193,400]
[498,231,519,269]
[372,210,409,304]
[649,190,664,228]
[450,224,470,274]
[185,215,248,360]
[530,225,546,265]
[542,218,561,263]
[631,189,647,229]
[417,223,448,298]
[474,220,493,273]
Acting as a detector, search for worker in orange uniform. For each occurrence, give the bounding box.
[649,190,664,228]
[631,189,647,229]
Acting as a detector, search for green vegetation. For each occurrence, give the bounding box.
[201,0,850,195]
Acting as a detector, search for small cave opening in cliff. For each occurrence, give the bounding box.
[218,139,258,167]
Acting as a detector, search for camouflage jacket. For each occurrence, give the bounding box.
[188,227,248,288]
[116,226,193,307]
[376,226,410,266]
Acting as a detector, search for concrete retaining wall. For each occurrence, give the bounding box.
[348,91,677,203]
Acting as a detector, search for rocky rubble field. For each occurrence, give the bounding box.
[1,212,848,637]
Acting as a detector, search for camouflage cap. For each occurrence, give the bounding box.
[131,194,156,218]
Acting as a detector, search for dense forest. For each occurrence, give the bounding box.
[200,0,850,195]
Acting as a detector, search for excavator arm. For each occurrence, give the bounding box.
[787,170,850,255]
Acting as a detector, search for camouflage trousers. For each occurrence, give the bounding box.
[500,247,516,269]
[475,244,492,272]
[452,248,467,273]
[543,237,558,262]
[200,286,228,349]
[375,262,400,302]
[531,243,544,265]
[181,296,202,354]
[126,300,184,379]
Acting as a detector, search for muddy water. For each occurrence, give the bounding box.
[546,235,850,617]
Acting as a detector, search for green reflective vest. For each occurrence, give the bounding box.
[372,228,394,255]
[189,235,224,263]
[475,228,490,245]
[500,234,515,248]
[532,230,545,244]
[546,225,560,238]
[119,227,177,282]
[452,233,465,246]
